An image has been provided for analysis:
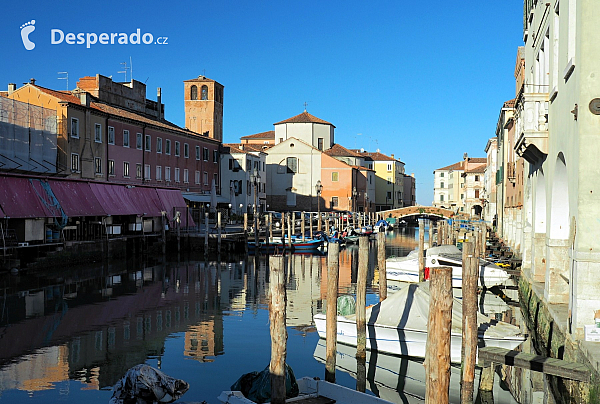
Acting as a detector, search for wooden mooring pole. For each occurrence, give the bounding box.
[325,241,340,383]
[428,220,433,248]
[425,265,453,404]
[268,213,273,244]
[461,241,477,404]
[217,211,222,252]
[301,211,306,241]
[377,231,387,301]
[356,235,369,393]
[287,213,292,250]
[269,254,287,404]
[204,212,209,253]
[419,219,425,282]
[243,212,248,232]
[356,235,369,358]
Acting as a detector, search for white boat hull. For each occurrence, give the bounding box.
[386,246,510,288]
[313,314,525,363]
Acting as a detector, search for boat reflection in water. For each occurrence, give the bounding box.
[312,339,518,404]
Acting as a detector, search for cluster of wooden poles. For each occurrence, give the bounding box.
[262,217,489,404]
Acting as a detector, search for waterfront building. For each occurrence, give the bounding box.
[460,164,486,218]
[432,156,486,214]
[240,130,275,146]
[184,75,224,142]
[516,0,600,336]
[220,144,267,214]
[483,138,498,225]
[403,173,416,207]
[356,151,405,211]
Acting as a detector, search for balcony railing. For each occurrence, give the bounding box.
[515,89,549,165]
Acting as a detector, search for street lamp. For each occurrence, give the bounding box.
[315,180,323,232]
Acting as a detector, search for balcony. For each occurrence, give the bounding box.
[514,89,548,166]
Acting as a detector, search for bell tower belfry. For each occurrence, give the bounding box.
[184,75,224,142]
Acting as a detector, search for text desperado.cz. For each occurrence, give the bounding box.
[51,29,167,48]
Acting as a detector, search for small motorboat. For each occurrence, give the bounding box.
[313,282,526,363]
[219,376,393,404]
[385,245,510,288]
[248,236,324,253]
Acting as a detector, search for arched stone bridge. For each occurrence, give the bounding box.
[379,206,455,220]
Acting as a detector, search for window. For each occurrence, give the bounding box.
[184,143,189,158]
[174,168,180,182]
[332,172,339,181]
[108,126,115,144]
[165,139,171,155]
[318,138,324,151]
[331,197,339,207]
[279,138,283,143]
[475,189,480,198]
[71,118,79,138]
[286,157,298,173]
[214,173,218,186]
[387,177,392,184]
[475,175,480,181]
[157,138,162,153]
[201,85,208,100]
[386,191,392,199]
[123,130,130,147]
[95,157,102,174]
[387,163,392,171]
[136,163,142,179]
[123,162,130,177]
[108,160,115,176]
[195,170,200,184]
[440,194,445,202]
[184,169,189,183]
[203,147,209,161]
[165,166,171,182]
[175,141,180,157]
[440,172,444,177]
[190,85,198,100]
[213,150,218,163]
[145,134,151,151]
[246,159,252,171]
[94,123,102,143]
[144,164,151,180]
[204,171,208,185]
[441,182,444,188]
[156,166,162,181]
[71,153,79,171]
[136,133,143,150]
[196,146,200,160]
[461,193,464,200]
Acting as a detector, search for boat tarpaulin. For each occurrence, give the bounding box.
[0,176,58,218]
[48,180,106,217]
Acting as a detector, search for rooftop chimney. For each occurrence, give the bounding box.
[391,153,395,160]
[79,92,90,107]
[8,83,16,95]
[157,87,162,120]
[29,78,36,85]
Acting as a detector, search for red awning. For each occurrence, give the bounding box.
[0,177,59,218]
[156,188,195,226]
[127,187,163,217]
[48,180,106,217]
[89,183,140,216]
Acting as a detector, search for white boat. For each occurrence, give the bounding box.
[313,282,526,363]
[218,376,393,404]
[312,339,519,404]
[385,245,510,288]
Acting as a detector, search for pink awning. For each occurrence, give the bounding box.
[0,176,59,218]
[156,188,195,226]
[48,180,106,217]
[89,183,139,216]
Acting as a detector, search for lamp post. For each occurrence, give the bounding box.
[315,180,323,232]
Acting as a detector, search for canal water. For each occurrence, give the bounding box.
[0,226,521,403]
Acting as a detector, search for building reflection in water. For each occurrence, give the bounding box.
[0,228,422,402]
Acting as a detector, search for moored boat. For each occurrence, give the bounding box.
[313,282,526,363]
[218,376,393,404]
[385,245,510,288]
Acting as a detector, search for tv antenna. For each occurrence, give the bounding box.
[118,61,130,82]
[57,72,68,90]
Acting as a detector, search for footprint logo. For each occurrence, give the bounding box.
[20,20,36,51]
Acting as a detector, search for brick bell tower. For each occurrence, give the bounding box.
[184,75,224,142]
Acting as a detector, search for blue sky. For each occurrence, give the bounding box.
[1,1,524,205]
